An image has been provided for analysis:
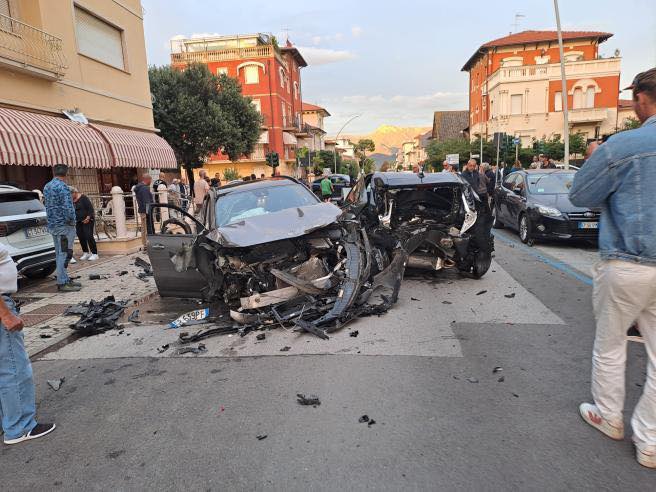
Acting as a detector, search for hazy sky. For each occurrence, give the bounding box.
[142,0,656,135]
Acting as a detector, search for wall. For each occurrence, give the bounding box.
[0,0,155,131]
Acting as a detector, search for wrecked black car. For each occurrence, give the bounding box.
[146,173,492,339]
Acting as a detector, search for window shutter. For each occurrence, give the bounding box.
[585,87,595,108]
[554,92,562,112]
[75,8,124,70]
[510,94,522,115]
[244,65,259,84]
[0,0,10,17]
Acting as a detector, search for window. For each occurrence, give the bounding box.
[585,86,595,108]
[554,91,562,112]
[75,7,125,70]
[281,103,287,127]
[510,94,523,115]
[279,67,285,88]
[244,65,259,84]
[293,81,299,99]
[251,98,261,113]
[217,67,228,76]
[573,88,583,109]
[0,0,10,17]
[503,174,518,189]
[501,57,523,67]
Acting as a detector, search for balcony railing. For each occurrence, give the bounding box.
[0,13,67,79]
[487,58,621,90]
[171,44,284,65]
[568,107,608,123]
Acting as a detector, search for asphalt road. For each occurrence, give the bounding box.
[3,230,654,490]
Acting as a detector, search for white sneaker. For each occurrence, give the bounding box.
[69,257,77,264]
[636,444,656,469]
[80,253,90,261]
[4,423,56,445]
[579,403,624,440]
[88,254,99,261]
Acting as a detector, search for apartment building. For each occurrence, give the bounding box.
[170,33,307,178]
[0,0,176,193]
[462,30,632,146]
[298,102,330,152]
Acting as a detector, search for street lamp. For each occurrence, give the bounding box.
[554,0,570,169]
[332,114,362,174]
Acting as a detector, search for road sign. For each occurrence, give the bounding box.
[513,138,521,146]
[446,154,459,164]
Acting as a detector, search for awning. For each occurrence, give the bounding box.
[91,123,177,169]
[282,131,297,145]
[0,107,112,168]
[257,131,269,144]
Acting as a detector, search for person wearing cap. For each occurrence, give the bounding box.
[570,67,656,469]
[43,164,81,292]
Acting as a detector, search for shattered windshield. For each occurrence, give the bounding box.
[215,183,319,227]
[527,173,575,194]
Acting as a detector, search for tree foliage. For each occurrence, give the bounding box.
[621,116,641,131]
[149,63,261,182]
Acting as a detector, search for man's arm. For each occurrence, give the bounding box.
[0,297,23,332]
[61,185,76,224]
[569,143,615,208]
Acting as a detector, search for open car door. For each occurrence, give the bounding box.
[146,204,207,298]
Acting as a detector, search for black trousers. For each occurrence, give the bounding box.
[76,221,97,254]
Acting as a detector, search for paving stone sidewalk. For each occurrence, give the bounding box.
[15,253,159,357]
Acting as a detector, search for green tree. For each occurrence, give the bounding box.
[622,116,641,131]
[223,168,240,181]
[311,150,342,174]
[355,138,376,171]
[149,63,261,185]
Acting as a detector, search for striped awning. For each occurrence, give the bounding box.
[91,123,178,169]
[0,107,113,168]
[257,131,269,144]
[282,131,297,145]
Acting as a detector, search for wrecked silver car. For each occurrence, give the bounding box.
[146,173,492,339]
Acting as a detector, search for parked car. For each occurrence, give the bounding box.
[0,185,56,279]
[492,170,599,243]
[311,173,352,201]
[145,173,492,338]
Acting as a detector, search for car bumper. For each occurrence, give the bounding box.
[529,213,599,240]
[12,248,57,274]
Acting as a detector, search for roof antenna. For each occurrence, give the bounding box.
[281,27,291,43]
[512,12,525,33]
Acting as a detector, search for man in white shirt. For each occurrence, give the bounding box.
[0,244,56,444]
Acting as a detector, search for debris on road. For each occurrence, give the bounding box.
[256,332,266,341]
[359,415,370,423]
[64,296,127,336]
[47,378,64,391]
[368,419,376,426]
[177,344,207,355]
[256,434,268,441]
[39,333,52,339]
[492,366,503,373]
[467,377,479,383]
[410,297,420,301]
[169,308,210,329]
[442,301,452,305]
[349,330,359,337]
[88,274,109,280]
[280,346,291,352]
[127,309,141,323]
[157,344,170,353]
[296,394,321,406]
[118,271,128,276]
[504,293,516,299]
[497,376,505,382]
[476,290,488,296]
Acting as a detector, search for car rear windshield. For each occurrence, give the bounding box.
[0,192,45,216]
[215,183,319,227]
[527,173,575,194]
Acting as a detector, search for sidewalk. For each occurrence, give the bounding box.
[15,252,159,357]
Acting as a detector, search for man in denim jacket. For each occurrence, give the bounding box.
[570,68,656,469]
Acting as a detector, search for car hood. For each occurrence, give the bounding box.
[530,193,591,213]
[206,202,343,248]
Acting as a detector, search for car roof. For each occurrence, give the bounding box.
[214,176,305,196]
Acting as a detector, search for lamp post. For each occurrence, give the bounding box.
[554,0,570,169]
[332,114,361,174]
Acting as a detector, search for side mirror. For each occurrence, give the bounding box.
[512,188,522,196]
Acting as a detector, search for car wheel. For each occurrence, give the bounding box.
[472,251,492,278]
[492,206,504,229]
[519,214,531,244]
[23,263,56,280]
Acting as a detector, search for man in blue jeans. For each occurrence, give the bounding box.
[0,243,56,444]
[43,164,81,292]
[570,67,656,469]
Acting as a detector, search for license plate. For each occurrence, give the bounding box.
[578,222,598,229]
[25,226,48,238]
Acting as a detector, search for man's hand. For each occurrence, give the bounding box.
[586,141,600,159]
[1,312,24,332]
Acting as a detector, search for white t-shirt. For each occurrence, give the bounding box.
[0,243,18,294]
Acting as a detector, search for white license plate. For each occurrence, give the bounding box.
[578,222,598,229]
[25,226,48,238]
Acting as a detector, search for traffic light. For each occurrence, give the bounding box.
[266,151,280,168]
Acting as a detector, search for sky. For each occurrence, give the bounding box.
[141,0,656,135]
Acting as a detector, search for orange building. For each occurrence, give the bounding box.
[170,33,307,178]
[462,30,632,146]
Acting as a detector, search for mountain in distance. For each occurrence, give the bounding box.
[344,124,431,157]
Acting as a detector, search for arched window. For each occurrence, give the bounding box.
[237,62,265,85]
[573,88,583,109]
[585,86,595,108]
[501,56,524,67]
[279,67,285,88]
[293,81,299,99]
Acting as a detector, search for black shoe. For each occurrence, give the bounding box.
[627,324,644,344]
[4,423,56,445]
[58,283,81,292]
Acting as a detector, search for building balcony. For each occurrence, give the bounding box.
[171,44,284,66]
[487,58,621,90]
[568,107,608,123]
[0,13,67,80]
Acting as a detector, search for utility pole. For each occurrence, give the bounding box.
[332,114,361,174]
[512,13,525,33]
[554,0,570,169]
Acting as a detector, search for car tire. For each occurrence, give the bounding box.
[23,263,56,280]
[519,214,531,244]
[492,206,504,229]
[472,251,492,278]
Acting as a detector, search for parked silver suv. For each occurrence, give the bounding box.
[0,185,56,279]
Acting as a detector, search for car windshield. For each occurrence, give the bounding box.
[0,192,45,216]
[527,173,575,194]
[215,183,318,227]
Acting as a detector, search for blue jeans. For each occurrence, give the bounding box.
[0,295,37,440]
[51,225,75,285]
